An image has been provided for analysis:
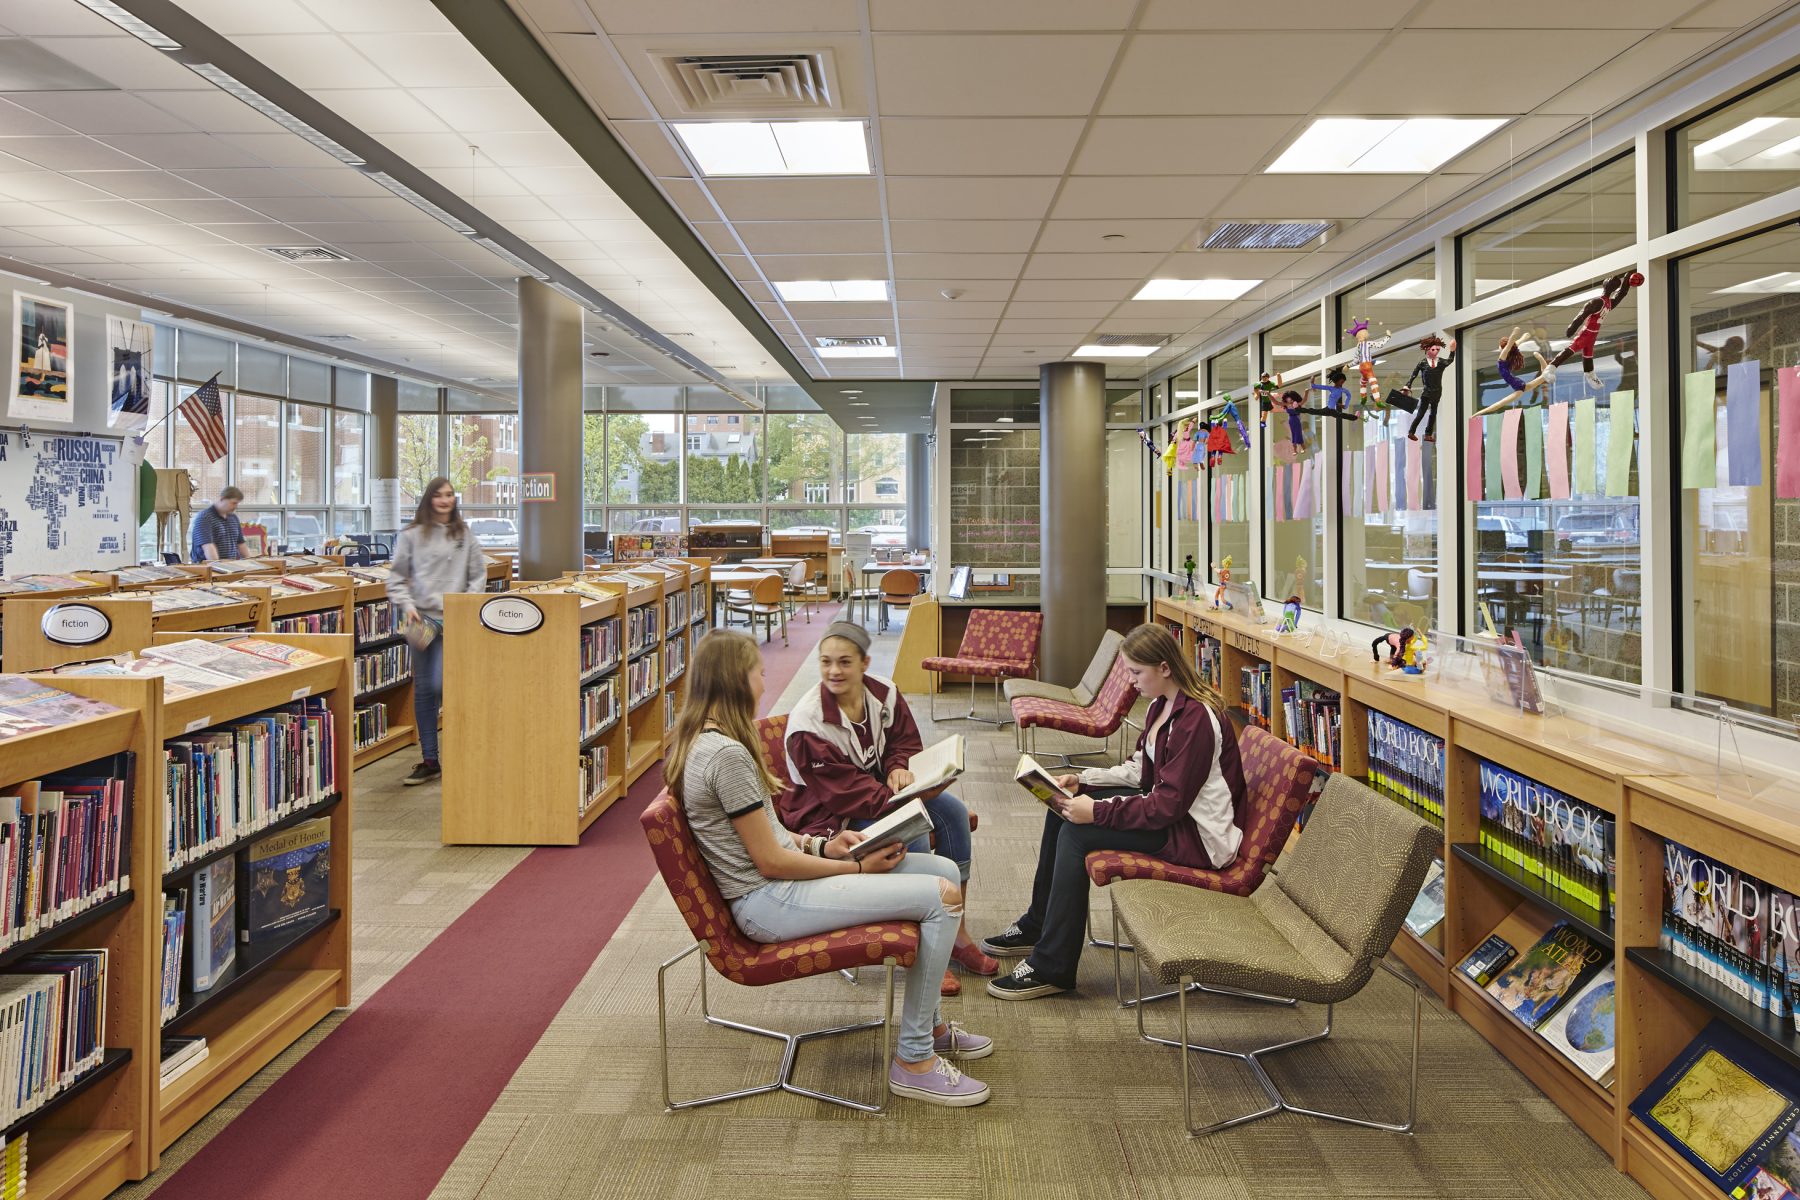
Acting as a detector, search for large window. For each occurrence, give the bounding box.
[767,412,841,504]
[1265,409,1325,610]
[1337,253,1437,348]
[607,413,680,504]
[848,433,907,509]
[1677,225,1800,718]
[284,402,327,505]
[1208,344,1249,398]
[1342,400,1439,630]
[1208,399,1251,593]
[233,395,281,507]
[1675,70,1800,229]
[450,414,520,507]
[333,411,364,506]
[1267,309,1324,378]
[685,413,764,504]
[1467,289,1641,683]
[398,414,440,509]
[1109,428,1144,572]
[1461,155,1636,303]
[948,428,1036,571]
[582,414,607,507]
[1169,369,1200,411]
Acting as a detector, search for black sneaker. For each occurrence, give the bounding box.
[987,960,1068,1001]
[980,923,1036,957]
[402,761,441,787]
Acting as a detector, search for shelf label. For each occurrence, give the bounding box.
[520,472,556,503]
[185,715,211,732]
[41,603,111,646]
[479,595,544,635]
[291,686,310,700]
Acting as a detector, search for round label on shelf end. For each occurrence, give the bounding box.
[41,604,111,646]
[479,596,544,635]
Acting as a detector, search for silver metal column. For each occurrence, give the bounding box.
[516,277,583,580]
[906,432,930,551]
[1040,360,1107,685]
[369,375,400,537]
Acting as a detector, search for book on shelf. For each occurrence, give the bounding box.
[1194,635,1223,694]
[1483,916,1608,1030]
[1279,680,1341,767]
[580,676,621,739]
[1458,933,1518,988]
[1477,758,1615,920]
[141,639,286,682]
[1239,662,1272,727]
[242,816,331,942]
[0,572,92,594]
[1014,753,1076,808]
[220,636,328,669]
[355,643,410,695]
[271,610,343,635]
[160,1034,208,1088]
[57,654,235,700]
[1365,710,1445,826]
[354,599,397,644]
[189,856,236,991]
[0,1131,24,1198]
[0,676,122,739]
[1403,859,1447,939]
[0,757,133,944]
[1538,964,1616,1086]
[1667,840,1786,1021]
[850,799,932,861]
[0,948,109,1124]
[161,890,186,1024]
[579,745,609,816]
[352,703,390,751]
[580,617,620,675]
[893,735,965,802]
[1630,1020,1800,1195]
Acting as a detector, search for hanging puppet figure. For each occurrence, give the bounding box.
[1219,393,1252,448]
[1204,415,1234,467]
[1252,371,1283,427]
[1548,270,1643,388]
[1346,318,1392,413]
[1308,366,1353,414]
[1278,390,1307,453]
[1211,555,1234,611]
[1160,428,1180,474]
[1399,334,1457,442]
[1474,328,1557,417]
[1175,416,1199,469]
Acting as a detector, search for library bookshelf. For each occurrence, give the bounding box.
[767,532,838,596]
[1154,595,1800,1195]
[3,593,266,674]
[345,574,416,769]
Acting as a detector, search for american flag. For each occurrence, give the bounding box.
[178,374,228,463]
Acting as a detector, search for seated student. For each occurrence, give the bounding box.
[983,624,1246,1000]
[668,629,993,1107]
[781,621,999,996]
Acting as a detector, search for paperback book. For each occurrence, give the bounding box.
[1014,754,1076,808]
[1538,964,1617,1085]
[850,799,931,861]
[893,735,964,802]
[1484,918,1609,1029]
[1458,933,1518,988]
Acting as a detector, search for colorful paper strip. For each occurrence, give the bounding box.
[1606,390,1636,498]
[1574,398,1597,496]
[1404,434,1423,512]
[1726,361,1762,487]
[1524,408,1543,499]
[1484,413,1504,501]
[1779,367,1800,499]
[1501,409,1523,500]
[1466,415,1483,502]
[1547,403,1570,500]
[1682,369,1718,490]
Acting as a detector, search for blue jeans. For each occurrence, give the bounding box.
[849,792,972,882]
[411,635,444,764]
[731,854,961,1063]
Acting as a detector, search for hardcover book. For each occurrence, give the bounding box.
[893,735,965,803]
[242,817,331,941]
[1538,964,1616,1085]
[1631,1020,1800,1194]
[1740,1126,1800,1200]
[189,856,236,991]
[1014,753,1076,808]
[1459,933,1517,988]
[849,799,931,861]
[1485,920,1608,1029]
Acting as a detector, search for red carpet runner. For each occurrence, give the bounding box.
[156,620,826,1199]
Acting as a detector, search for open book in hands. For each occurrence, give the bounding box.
[849,798,933,861]
[1015,753,1077,808]
[891,734,965,803]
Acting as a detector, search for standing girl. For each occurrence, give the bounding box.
[385,476,486,786]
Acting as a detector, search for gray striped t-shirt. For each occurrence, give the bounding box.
[681,731,799,900]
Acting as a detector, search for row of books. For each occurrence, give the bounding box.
[162,697,337,872]
[353,599,396,646]
[1367,771,1444,831]
[0,1132,23,1196]
[0,572,94,596]
[352,703,390,752]
[0,762,132,948]
[1457,907,1615,1086]
[666,588,689,628]
[1239,663,1272,729]
[112,564,192,585]
[1664,839,1800,1022]
[664,635,687,683]
[611,533,683,559]
[161,1035,207,1089]
[203,560,267,576]
[1366,710,1445,825]
[159,891,186,1024]
[664,689,677,730]
[271,609,343,635]
[1280,680,1341,768]
[688,582,706,623]
[1478,758,1615,920]
[579,745,609,816]
[580,618,621,678]
[580,677,620,741]
[1195,635,1223,694]
[1632,1020,1800,1196]
[627,655,661,707]
[626,605,661,654]
[354,644,409,697]
[0,949,110,1125]
[0,676,121,741]
[101,585,250,613]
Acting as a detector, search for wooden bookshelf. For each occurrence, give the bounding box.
[767,532,835,595]
[483,553,513,592]
[2,593,265,673]
[344,576,416,769]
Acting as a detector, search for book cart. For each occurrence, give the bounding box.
[3,592,266,674]
[1154,595,1800,1196]
[343,572,416,769]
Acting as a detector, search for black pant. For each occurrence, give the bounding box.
[1017,798,1168,988]
[1408,393,1440,439]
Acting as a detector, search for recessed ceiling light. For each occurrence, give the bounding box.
[1694,117,1784,157]
[1718,271,1800,294]
[848,401,871,406]
[1271,344,1322,357]
[1074,344,1158,358]
[775,280,890,302]
[1266,118,1507,174]
[1132,279,1261,301]
[72,0,180,48]
[672,120,870,176]
[817,345,896,358]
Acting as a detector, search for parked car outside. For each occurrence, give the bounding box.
[468,517,520,548]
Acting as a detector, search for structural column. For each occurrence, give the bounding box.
[1040,360,1107,685]
[906,432,930,551]
[516,277,584,579]
[369,375,399,536]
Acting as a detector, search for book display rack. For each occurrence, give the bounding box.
[342,572,416,769]
[4,591,269,674]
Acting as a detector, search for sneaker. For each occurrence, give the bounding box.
[987,960,1068,1001]
[402,761,441,787]
[888,1056,990,1107]
[980,923,1036,957]
[933,1021,993,1061]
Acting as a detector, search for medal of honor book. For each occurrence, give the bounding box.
[242,817,331,940]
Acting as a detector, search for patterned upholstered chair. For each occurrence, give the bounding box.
[640,790,920,1113]
[1085,725,1320,1006]
[921,608,1043,726]
[1111,774,1438,1136]
[1010,656,1138,763]
[1004,629,1122,706]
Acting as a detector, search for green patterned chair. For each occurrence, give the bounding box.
[1110,773,1438,1136]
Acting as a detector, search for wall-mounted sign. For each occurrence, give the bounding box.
[479,595,543,635]
[520,473,555,503]
[41,603,110,646]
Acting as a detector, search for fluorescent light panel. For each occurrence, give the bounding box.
[673,121,870,177]
[1133,279,1260,301]
[361,170,475,234]
[186,63,364,166]
[1074,344,1157,358]
[1718,271,1800,294]
[1266,117,1506,174]
[774,280,889,302]
[1694,117,1784,157]
[817,345,895,358]
[73,0,180,48]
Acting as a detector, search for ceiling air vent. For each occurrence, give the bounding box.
[816,335,887,348]
[658,52,838,115]
[1200,221,1334,250]
[1093,333,1171,348]
[261,245,351,263]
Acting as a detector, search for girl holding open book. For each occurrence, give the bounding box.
[984,624,1246,1000]
[781,621,999,996]
[667,630,995,1108]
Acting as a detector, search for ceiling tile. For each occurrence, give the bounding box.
[881,118,1084,176]
[229,34,388,89]
[1677,0,1790,23]
[541,33,655,120]
[896,299,1005,318]
[1009,278,1136,302]
[707,178,882,222]
[781,302,894,321]
[888,219,1040,253]
[311,88,450,134]
[1445,114,1582,173]
[611,120,689,176]
[1210,174,1415,220]
[1073,117,1304,176]
[1002,300,1117,319]
[176,0,328,34]
[1409,0,1695,25]
[577,0,861,35]
[410,87,552,133]
[1138,0,1413,26]
[38,38,200,89]
[1323,29,1645,116]
[884,176,1059,221]
[873,33,1122,117]
[748,253,890,277]
[0,101,71,137]
[1050,175,1238,220]
[6,91,192,135]
[1032,218,1197,254]
[1539,30,1725,117]
[892,252,1027,279]
[2,136,147,172]
[1022,252,1168,279]
[341,33,501,88]
[897,318,998,333]
[990,318,1097,332]
[1103,33,1379,116]
[893,279,1013,302]
[733,220,887,255]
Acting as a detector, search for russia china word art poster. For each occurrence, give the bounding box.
[10,293,73,422]
[107,315,152,430]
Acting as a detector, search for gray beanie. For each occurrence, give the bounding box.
[821,620,871,655]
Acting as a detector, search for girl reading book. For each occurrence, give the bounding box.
[781,620,999,996]
[668,630,994,1108]
[983,624,1246,1000]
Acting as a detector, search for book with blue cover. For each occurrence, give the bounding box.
[242,817,330,942]
[189,856,235,991]
[1484,919,1608,1029]
[1632,1020,1800,1195]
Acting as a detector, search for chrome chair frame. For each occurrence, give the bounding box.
[656,939,898,1114]
[1102,898,1295,1011]
[927,670,1013,728]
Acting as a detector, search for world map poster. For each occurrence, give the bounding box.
[0,432,136,576]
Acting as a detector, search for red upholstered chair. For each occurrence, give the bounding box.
[1010,656,1137,762]
[641,790,919,1113]
[1083,725,1320,1007]
[921,608,1043,727]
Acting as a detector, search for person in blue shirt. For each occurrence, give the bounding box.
[189,486,245,562]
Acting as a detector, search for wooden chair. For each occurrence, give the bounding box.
[726,573,787,645]
[877,569,921,633]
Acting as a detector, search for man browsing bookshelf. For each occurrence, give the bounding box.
[189,486,246,563]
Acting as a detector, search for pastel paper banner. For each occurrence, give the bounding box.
[1682,369,1718,489]
[1378,438,1393,513]
[1392,437,1408,512]
[1294,460,1316,520]
[1404,434,1423,512]
[1606,390,1636,498]
[1524,408,1543,499]
[1342,448,1358,514]
[1273,464,1288,520]
[1501,408,1523,500]
[1547,403,1571,499]
[1574,398,1597,496]
[1726,361,1762,487]
[1466,416,1483,502]
[1365,444,1378,513]
[1484,413,1504,501]
[1779,367,1800,499]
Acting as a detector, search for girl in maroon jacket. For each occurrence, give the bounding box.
[983,624,1246,1000]
[782,621,999,995]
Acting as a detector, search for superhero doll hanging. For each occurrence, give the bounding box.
[1399,334,1457,442]
[1204,415,1234,467]
[1252,371,1283,428]
[1175,416,1199,469]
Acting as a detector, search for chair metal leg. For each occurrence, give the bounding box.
[658,940,899,1114]
[1105,897,1294,1010]
[936,675,1011,727]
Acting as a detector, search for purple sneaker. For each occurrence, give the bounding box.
[933,1021,993,1060]
[889,1056,991,1107]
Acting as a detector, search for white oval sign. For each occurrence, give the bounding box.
[42,604,111,646]
[479,596,544,635]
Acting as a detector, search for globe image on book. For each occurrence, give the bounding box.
[1562,980,1615,1054]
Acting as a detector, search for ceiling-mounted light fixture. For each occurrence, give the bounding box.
[361,170,474,233]
[186,64,365,166]
[72,0,180,49]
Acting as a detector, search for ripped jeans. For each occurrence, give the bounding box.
[731,853,962,1063]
